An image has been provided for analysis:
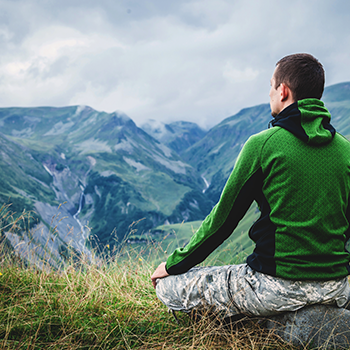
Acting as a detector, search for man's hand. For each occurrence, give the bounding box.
[151,262,169,288]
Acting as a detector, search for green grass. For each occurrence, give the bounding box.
[0,251,289,350]
[0,207,293,349]
[135,202,260,267]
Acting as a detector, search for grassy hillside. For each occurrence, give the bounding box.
[0,214,289,350]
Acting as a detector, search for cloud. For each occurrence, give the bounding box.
[223,63,260,83]
[0,0,350,128]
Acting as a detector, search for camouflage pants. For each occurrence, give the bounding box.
[155,264,350,317]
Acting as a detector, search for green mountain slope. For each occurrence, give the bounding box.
[0,106,213,257]
[183,104,271,202]
[0,133,54,225]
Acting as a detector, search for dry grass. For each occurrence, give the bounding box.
[0,253,294,349]
[0,267,290,349]
[0,206,294,349]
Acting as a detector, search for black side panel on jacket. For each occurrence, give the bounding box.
[247,172,277,276]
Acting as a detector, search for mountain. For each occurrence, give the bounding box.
[0,106,214,266]
[1,82,350,268]
[141,119,206,155]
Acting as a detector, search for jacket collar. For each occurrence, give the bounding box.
[270,99,336,145]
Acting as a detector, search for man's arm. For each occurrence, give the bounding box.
[164,133,264,275]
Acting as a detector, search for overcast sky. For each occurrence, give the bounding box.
[1,0,350,129]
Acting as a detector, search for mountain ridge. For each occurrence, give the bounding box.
[1,82,350,267]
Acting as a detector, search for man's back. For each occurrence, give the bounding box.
[247,99,350,280]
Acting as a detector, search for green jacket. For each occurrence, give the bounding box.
[166,99,350,280]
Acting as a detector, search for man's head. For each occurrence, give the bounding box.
[269,53,325,117]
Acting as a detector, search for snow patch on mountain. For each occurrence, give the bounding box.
[114,139,134,153]
[123,157,150,172]
[74,105,87,117]
[77,138,112,154]
[12,127,34,138]
[24,116,41,123]
[156,143,173,157]
[44,121,75,136]
[151,154,188,174]
[209,142,226,155]
[101,170,115,177]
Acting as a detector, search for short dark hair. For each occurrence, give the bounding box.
[274,53,325,101]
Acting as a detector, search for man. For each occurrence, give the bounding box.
[151,53,350,318]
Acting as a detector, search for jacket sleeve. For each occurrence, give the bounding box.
[166,134,264,275]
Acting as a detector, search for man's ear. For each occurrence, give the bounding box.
[280,83,290,102]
